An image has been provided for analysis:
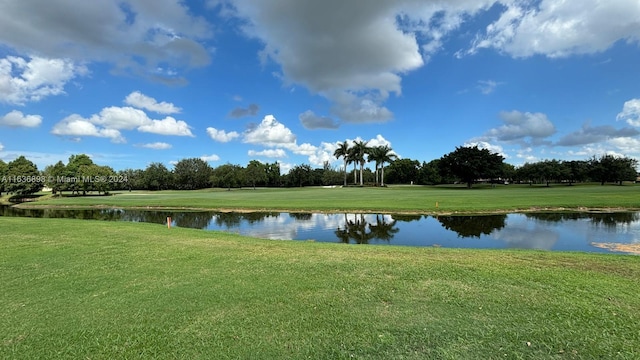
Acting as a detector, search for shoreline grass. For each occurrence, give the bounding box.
[8,183,640,214]
[2,217,639,359]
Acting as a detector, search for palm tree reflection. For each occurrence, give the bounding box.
[335,213,399,244]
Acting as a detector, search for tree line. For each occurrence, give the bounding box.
[386,147,638,188]
[1,145,638,197]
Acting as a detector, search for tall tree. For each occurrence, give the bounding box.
[288,164,312,187]
[143,162,173,190]
[589,155,638,185]
[64,154,94,194]
[333,141,350,186]
[351,140,370,186]
[246,160,267,189]
[439,146,504,188]
[376,145,396,186]
[173,158,213,190]
[43,161,67,194]
[211,163,244,190]
[5,156,41,195]
[565,160,589,185]
[418,160,442,185]
[264,162,281,187]
[386,158,421,184]
[77,164,116,194]
[118,168,144,191]
[537,159,568,187]
[367,146,383,185]
[347,145,358,184]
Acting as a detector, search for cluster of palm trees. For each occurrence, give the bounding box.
[333,140,397,186]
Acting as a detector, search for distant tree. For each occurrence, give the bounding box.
[322,166,343,186]
[538,159,568,187]
[5,156,41,195]
[439,146,504,188]
[386,158,421,184]
[367,146,383,185]
[264,162,281,187]
[515,163,537,185]
[43,161,67,194]
[501,163,516,183]
[333,140,350,186]
[565,160,589,185]
[368,145,396,186]
[589,155,638,185]
[211,163,244,190]
[418,160,442,185]
[143,162,173,190]
[288,164,312,187]
[346,144,358,184]
[245,160,267,189]
[0,160,7,196]
[78,164,116,194]
[310,168,325,186]
[64,154,94,194]
[352,140,370,186]
[118,169,144,191]
[173,158,213,190]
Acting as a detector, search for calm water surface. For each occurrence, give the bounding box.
[2,205,638,254]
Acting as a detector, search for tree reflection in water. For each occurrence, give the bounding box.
[335,213,399,244]
[435,215,507,238]
[525,212,640,230]
[2,205,639,251]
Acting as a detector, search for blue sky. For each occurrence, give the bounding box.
[1,0,640,173]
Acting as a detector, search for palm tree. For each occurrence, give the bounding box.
[347,145,358,184]
[367,146,384,186]
[333,141,350,186]
[352,140,370,186]
[376,145,397,187]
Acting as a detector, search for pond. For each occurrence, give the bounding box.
[1,205,638,254]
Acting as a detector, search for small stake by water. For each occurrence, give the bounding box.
[167,216,171,229]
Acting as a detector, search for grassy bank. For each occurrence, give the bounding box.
[14,183,640,214]
[2,217,639,359]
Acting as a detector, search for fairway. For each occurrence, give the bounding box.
[2,217,639,359]
[14,183,640,214]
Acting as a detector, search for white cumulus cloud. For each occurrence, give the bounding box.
[248,149,287,158]
[139,142,172,150]
[50,93,194,142]
[90,106,151,130]
[137,116,194,137]
[51,114,126,143]
[467,0,640,58]
[201,154,220,162]
[0,56,87,105]
[207,127,240,142]
[125,91,182,114]
[243,115,296,146]
[617,99,640,127]
[0,110,42,128]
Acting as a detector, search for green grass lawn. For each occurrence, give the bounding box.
[12,183,640,214]
[2,217,639,359]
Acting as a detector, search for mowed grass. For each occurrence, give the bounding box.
[19,183,640,213]
[2,217,639,359]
